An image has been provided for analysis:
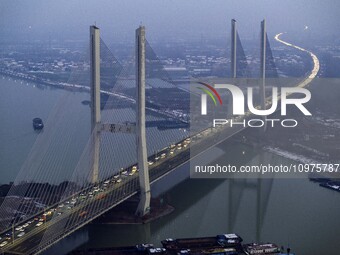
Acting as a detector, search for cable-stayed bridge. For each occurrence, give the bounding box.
[0,20,319,255]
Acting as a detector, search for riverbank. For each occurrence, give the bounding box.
[0,71,189,122]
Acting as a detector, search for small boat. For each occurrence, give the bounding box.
[319,182,340,192]
[33,118,44,130]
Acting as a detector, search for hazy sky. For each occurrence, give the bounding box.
[1,0,339,42]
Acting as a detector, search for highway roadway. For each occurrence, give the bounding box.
[0,138,192,255]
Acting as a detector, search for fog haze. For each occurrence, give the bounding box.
[1,0,339,42]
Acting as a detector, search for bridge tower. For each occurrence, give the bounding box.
[135,26,151,216]
[90,25,101,183]
[231,19,237,79]
[227,19,238,119]
[89,25,150,215]
[260,19,267,132]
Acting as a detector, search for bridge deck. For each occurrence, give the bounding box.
[2,137,193,255]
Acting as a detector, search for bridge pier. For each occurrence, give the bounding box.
[135,26,151,217]
[90,25,101,183]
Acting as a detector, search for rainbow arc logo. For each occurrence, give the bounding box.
[196,82,223,115]
[196,82,223,106]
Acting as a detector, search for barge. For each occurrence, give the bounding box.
[69,233,288,255]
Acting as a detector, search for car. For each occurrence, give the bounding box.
[36,222,43,227]
[79,211,87,217]
[0,241,8,247]
[179,249,190,254]
[148,161,154,166]
[17,232,25,238]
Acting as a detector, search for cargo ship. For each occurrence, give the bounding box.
[161,233,243,252]
[309,174,340,193]
[319,182,340,192]
[243,243,280,255]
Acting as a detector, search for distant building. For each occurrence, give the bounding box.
[163,66,188,79]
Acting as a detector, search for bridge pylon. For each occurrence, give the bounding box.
[89,25,151,216]
[135,25,151,217]
[231,19,237,79]
[228,19,238,119]
[90,25,101,183]
[260,19,267,132]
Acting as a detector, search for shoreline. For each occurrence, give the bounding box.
[0,70,189,123]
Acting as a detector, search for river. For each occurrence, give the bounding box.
[1,78,340,255]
